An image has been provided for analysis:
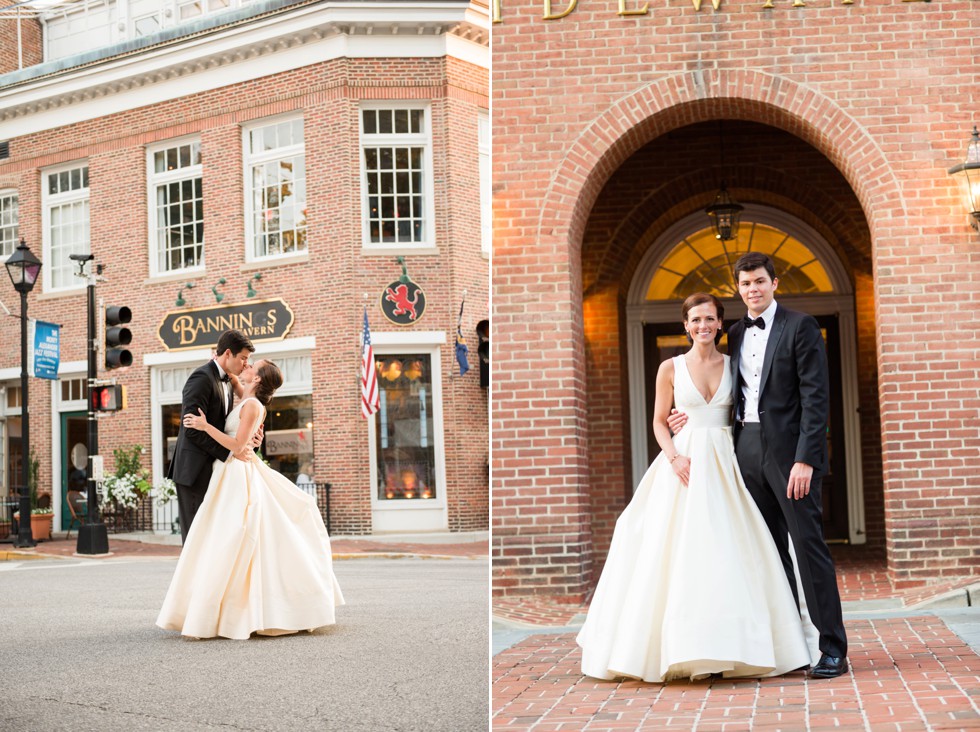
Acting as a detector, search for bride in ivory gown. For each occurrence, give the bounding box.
[576,293,814,682]
[156,359,344,639]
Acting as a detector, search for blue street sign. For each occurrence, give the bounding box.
[29,320,60,380]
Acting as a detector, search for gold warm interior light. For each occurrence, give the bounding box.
[647,222,833,300]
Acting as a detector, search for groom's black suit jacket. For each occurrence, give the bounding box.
[728,304,829,479]
[167,360,233,494]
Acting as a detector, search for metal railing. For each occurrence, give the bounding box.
[147,481,331,535]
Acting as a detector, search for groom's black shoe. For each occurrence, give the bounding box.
[809,654,847,679]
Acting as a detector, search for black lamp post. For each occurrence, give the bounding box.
[5,238,41,548]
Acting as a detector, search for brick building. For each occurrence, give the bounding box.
[492,0,979,596]
[0,0,489,539]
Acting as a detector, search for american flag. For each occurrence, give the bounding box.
[361,308,380,419]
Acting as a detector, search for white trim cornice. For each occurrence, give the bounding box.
[0,1,489,139]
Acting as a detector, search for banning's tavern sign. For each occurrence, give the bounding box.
[158,299,295,351]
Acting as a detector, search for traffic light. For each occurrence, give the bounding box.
[476,319,489,389]
[91,384,127,412]
[105,305,132,369]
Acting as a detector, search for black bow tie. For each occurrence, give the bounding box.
[743,315,766,330]
[219,373,230,383]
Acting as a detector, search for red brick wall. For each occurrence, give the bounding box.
[0,55,489,535]
[493,0,978,594]
[0,1,42,76]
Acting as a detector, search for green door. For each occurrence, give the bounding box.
[61,412,88,531]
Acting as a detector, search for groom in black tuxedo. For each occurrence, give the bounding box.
[726,252,847,679]
[168,329,257,543]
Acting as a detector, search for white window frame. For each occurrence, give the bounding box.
[0,190,18,261]
[242,114,308,264]
[41,161,90,294]
[147,136,205,280]
[366,332,448,519]
[478,110,490,258]
[359,102,436,254]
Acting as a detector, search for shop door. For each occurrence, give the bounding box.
[642,314,849,542]
[61,412,88,531]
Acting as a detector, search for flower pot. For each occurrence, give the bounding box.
[30,513,53,541]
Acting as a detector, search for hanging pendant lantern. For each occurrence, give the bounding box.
[706,182,744,241]
[948,126,980,232]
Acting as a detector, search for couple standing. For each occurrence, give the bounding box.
[156,329,344,639]
[578,252,847,682]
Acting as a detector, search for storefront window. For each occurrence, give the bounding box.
[375,353,436,501]
[262,394,314,483]
[160,394,313,484]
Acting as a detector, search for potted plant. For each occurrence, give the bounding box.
[101,445,154,531]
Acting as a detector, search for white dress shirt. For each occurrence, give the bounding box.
[214,361,230,413]
[738,299,778,423]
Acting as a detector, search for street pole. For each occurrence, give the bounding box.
[15,287,34,548]
[75,258,108,555]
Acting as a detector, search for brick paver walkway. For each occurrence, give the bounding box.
[493,617,980,731]
[493,547,980,729]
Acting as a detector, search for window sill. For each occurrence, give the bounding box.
[37,287,85,300]
[143,269,206,286]
[361,245,439,257]
[241,252,309,270]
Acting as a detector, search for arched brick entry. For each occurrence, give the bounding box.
[492,69,931,599]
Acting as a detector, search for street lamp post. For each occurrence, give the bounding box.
[5,238,41,548]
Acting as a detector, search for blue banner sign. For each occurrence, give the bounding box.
[29,320,60,380]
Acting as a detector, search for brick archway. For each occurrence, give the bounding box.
[538,69,905,254]
[493,70,908,599]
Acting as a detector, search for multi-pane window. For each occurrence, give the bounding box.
[245,117,307,259]
[360,106,432,247]
[0,191,17,258]
[43,164,90,290]
[479,111,490,257]
[149,140,204,274]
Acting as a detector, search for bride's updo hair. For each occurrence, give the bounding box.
[253,360,283,406]
[681,292,725,344]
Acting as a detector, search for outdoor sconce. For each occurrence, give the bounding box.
[175,282,195,307]
[212,277,226,303]
[706,182,744,242]
[246,272,262,298]
[948,126,980,233]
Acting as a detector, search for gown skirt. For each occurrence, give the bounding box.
[156,453,345,640]
[576,355,814,682]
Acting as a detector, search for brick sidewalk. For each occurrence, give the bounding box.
[492,547,980,730]
[493,547,980,627]
[493,617,980,731]
[5,536,488,560]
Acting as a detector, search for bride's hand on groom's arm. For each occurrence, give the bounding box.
[182,408,208,432]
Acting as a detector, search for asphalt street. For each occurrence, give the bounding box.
[0,556,488,731]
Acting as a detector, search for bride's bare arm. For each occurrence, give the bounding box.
[183,400,263,456]
[652,360,691,485]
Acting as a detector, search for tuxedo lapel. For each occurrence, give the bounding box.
[758,305,786,398]
[728,322,743,413]
[208,361,229,421]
